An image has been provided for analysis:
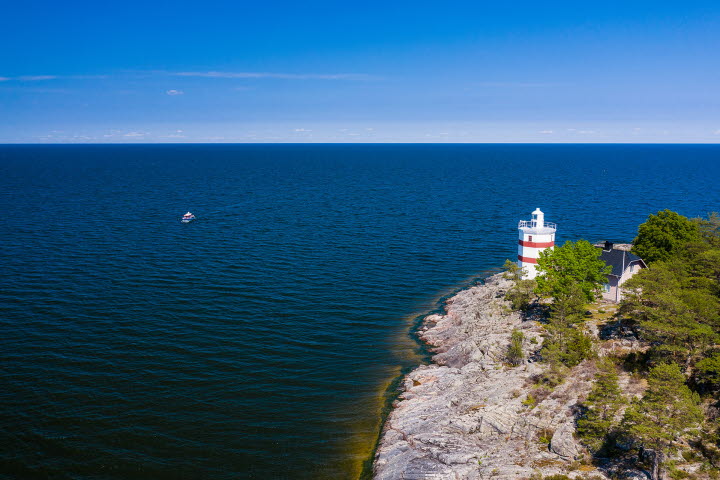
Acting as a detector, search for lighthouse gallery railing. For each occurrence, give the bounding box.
[518,221,557,229]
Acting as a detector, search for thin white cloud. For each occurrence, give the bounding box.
[12,87,70,94]
[166,89,184,95]
[294,128,312,132]
[123,132,146,137]
[714,129,720,135]
[539,130,554,134]
[0,71,375,85]
[1,74,108,82]
[18,75,58,81]
[67,75,108,80]
[475,81,569,88]
[173,71,373,80]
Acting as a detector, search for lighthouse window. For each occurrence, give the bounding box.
[528,236,533,241]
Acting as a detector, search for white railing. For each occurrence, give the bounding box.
[518,220,557,230]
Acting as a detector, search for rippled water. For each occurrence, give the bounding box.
[1,144,719,479]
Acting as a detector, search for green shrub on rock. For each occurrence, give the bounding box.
[506,329,525,366]
[502,259,537,311]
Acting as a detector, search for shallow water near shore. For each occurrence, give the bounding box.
[1,144,719,479]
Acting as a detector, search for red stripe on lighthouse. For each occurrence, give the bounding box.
[518,255,538,264]
[518,239,555,248]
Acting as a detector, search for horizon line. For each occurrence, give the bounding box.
[2,141,720,146]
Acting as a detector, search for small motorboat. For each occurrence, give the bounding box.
[181,212,196,223]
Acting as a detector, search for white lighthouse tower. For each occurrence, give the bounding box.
[517,208,557,279]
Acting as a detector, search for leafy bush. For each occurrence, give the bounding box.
[502,259,537,311]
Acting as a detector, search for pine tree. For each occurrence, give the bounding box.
[696,353,720,392]
[506,329,525,366]
[540,284,594,369]
[695,211,720,248]
[620,258,720,368]
[577,358,625,453]
[622,363,703,480]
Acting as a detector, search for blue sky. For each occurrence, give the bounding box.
[1,1,719,143]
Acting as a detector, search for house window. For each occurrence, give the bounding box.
[603,283,611,293]
[528,235,533,241]
[630,264,635,273]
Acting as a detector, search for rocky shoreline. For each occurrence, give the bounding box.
[373,273,615,480]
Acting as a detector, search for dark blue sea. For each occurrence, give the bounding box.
[1,144,719,479]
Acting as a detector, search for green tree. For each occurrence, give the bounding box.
[541,322,593,369]
[622,363,703,480]
[577,358,625,453]
[540,284,594,369]
[506,329,525,366]
[620,260,720,368]
[696,353,720,391]
[535,240,611,303]
[502,259,537,311]
[632,209,701,263]
[694,211,720,248]
[549,283,587,325]
[534,243,602,372]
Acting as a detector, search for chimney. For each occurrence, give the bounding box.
[604,240,614,252]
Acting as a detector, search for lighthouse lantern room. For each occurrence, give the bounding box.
[517,208,557,279]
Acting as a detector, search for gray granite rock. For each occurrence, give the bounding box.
[550,422,580,459]
[373,274,609,480]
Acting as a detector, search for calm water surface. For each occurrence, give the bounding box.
[1,144,719,479]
